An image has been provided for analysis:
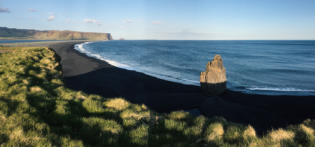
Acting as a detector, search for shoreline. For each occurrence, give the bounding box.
[19,40,314,135]
[74,41,315,97]
[74,41,202,87]
[49,41,207,111]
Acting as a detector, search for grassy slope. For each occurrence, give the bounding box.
[0,46,24,50]
[0,47,315,147]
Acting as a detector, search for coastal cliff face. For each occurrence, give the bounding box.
[0,27,113,40]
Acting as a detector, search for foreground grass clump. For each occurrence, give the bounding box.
[1,48,315,146]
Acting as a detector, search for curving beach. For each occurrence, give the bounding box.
[43,41,315,135]
[2,0,315,145]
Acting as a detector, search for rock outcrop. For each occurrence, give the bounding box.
[0,27,113,40]
[200,55,227,96]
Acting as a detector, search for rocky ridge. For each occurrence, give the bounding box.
[0,27,113,40]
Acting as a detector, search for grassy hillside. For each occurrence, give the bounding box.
[0,45,25,50]
[1,47,315,146]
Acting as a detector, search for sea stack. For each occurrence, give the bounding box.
[200,55,227,96]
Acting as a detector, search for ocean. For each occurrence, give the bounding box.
[75,40,315,96]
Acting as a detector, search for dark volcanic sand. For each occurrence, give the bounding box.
[49,41,315,135]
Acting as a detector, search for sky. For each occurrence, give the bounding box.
[0,0,315,40]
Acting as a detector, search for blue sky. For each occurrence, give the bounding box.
[0,0,315,40]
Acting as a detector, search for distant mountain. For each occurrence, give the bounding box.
[0,27,113,40]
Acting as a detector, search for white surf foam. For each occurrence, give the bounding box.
[247,87,315,92]
[74,42,200,86]
[74,42,315,96]
[75,42,136,70]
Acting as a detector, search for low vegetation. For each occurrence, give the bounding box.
[0,45,26,50]
[1,47,315,146]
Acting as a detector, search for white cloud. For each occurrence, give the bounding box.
[60,13,66,15]
[64,19,75,23]
[180,28,218,35]
[27,9,37,12]
[84,19,95,23]
[84,19,102,26]
[45,12,54,15]
[166,28,218,36]
[151,21,165,25]
[122,19,143,23]
[0,7,10,13]
[120,26,127,29]
[122,19,133,23]
[47,15,55,21]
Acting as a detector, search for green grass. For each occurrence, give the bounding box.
[1,47,315,146]
[0,46,28,50]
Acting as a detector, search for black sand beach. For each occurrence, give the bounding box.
[49,41,315,135]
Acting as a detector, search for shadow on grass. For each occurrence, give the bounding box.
[62,65,315,137]
[25,92,212,146]
[2,67,312,146]
[17,76,219,146]
[25,90,140,146]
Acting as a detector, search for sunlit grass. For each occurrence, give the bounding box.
[0,45,29,51]
[1,47,315,146]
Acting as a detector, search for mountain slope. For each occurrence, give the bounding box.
[0,27,113,40]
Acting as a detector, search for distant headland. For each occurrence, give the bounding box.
[0,27,113,40]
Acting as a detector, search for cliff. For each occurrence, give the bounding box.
[0,27,113,40]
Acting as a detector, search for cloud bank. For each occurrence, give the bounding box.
[84,19,102,26]
[122,19,133,23]
[27,9,37,12]
[0,7,10,13]
[47,16,55,21]
[45,12,54,15]
[151,21,165,25]
[122,19,143,23]
[64,19,75,23]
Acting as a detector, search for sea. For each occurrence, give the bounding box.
[74,40,315,96]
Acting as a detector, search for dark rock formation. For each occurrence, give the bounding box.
[0,27,113,40]
[200,55,227,96]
